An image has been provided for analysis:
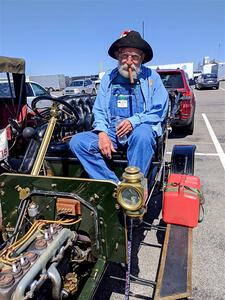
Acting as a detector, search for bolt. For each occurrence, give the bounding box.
[115,204,120,210]
[112,192,117,198]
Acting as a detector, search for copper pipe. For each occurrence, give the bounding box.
[128,67,134,84]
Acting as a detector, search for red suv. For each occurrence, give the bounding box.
[157,69,196,135]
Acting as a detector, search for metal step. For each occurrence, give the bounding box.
[154,224,192,300]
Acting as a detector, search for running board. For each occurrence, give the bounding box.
[154,224,192,300]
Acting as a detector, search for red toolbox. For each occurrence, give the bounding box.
[163,173,202,227]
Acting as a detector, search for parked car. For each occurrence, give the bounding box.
[195,73,219,90]
[25,80,54,109]
[157,68,196,134]
[62,79,96,95]
[93,79,101,92]
[0,79,52,111]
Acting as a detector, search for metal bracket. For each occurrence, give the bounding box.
[15,185,30,200]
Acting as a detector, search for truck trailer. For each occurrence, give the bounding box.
[28,74,66,91]
[148,62,194,80]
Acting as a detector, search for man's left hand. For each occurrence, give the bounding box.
[116,119,133,137]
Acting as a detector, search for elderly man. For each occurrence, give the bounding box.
[70,30,168,183]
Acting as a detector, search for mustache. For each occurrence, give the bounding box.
[118,63,140,79]
[119,63,138,72]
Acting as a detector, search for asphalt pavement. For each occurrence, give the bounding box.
[93,82,225,300]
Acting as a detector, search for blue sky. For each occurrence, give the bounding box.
[1,0,225,76]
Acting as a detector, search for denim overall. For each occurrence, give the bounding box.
[70,74,156,183]
[109,75,144,141]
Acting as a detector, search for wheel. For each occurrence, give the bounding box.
[183,118,194,135]
[31,95,79,124]
[81,90,85,94]
[48,87,54,92]
[92,88,96,94]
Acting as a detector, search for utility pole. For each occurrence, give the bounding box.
[142,21,145,38]
[99,61,103,73]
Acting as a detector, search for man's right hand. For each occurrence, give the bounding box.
[98,132,116,159]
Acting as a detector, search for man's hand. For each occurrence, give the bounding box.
[116,119,133,138]
[98,132,116,159]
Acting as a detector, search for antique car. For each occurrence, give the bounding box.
[0,56,201,300]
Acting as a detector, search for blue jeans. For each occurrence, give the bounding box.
[69,123,156,183]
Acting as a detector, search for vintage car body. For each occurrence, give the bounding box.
[0,56,199,300]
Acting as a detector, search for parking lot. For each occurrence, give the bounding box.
[93,82,225,300]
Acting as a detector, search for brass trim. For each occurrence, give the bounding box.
[5,173,117,186]
[117,185,143,211]
[31,116,57,176]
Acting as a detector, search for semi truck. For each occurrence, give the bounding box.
[28,74,66,91]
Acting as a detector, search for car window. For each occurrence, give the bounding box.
[0,82,16,98]
[26,83,34,97]
[158,73,184,88]
[203,73,217,79]
[30,82,49,96]
[70,81,83,87]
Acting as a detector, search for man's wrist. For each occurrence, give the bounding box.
[98,131,107,137]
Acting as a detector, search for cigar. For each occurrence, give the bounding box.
[128,66,134,84]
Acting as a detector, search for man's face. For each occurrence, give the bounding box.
[117,47,145,79]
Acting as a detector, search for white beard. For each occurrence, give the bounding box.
[118,63,140,80]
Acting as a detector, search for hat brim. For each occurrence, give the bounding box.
[108,34,153,64]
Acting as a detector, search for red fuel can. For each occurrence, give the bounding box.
[163,174,202,227]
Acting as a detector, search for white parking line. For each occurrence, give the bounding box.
[220,87,225,91]
[166,152,218,156]
[202,113,225,171]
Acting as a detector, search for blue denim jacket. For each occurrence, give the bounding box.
[92,65,169,137]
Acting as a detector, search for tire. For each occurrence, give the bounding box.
[92,88,96,94]
[184,118,194,135]
[81,90,85,94]
[48,87,54,92]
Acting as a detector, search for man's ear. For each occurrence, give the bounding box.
[141,53,145,63]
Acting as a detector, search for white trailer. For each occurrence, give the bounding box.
[217,63,225,81]
[202,63,217,74]
[28,74,66,91]
[148,62,194,80]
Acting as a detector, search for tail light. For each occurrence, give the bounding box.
[180,93,193,119]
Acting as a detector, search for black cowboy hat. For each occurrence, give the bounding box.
[108,30,153,64]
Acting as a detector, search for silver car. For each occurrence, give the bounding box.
[63,79,96,95]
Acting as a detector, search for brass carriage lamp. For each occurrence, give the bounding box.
[116,166,145,216]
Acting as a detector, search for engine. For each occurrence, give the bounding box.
[0,221,94,300]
